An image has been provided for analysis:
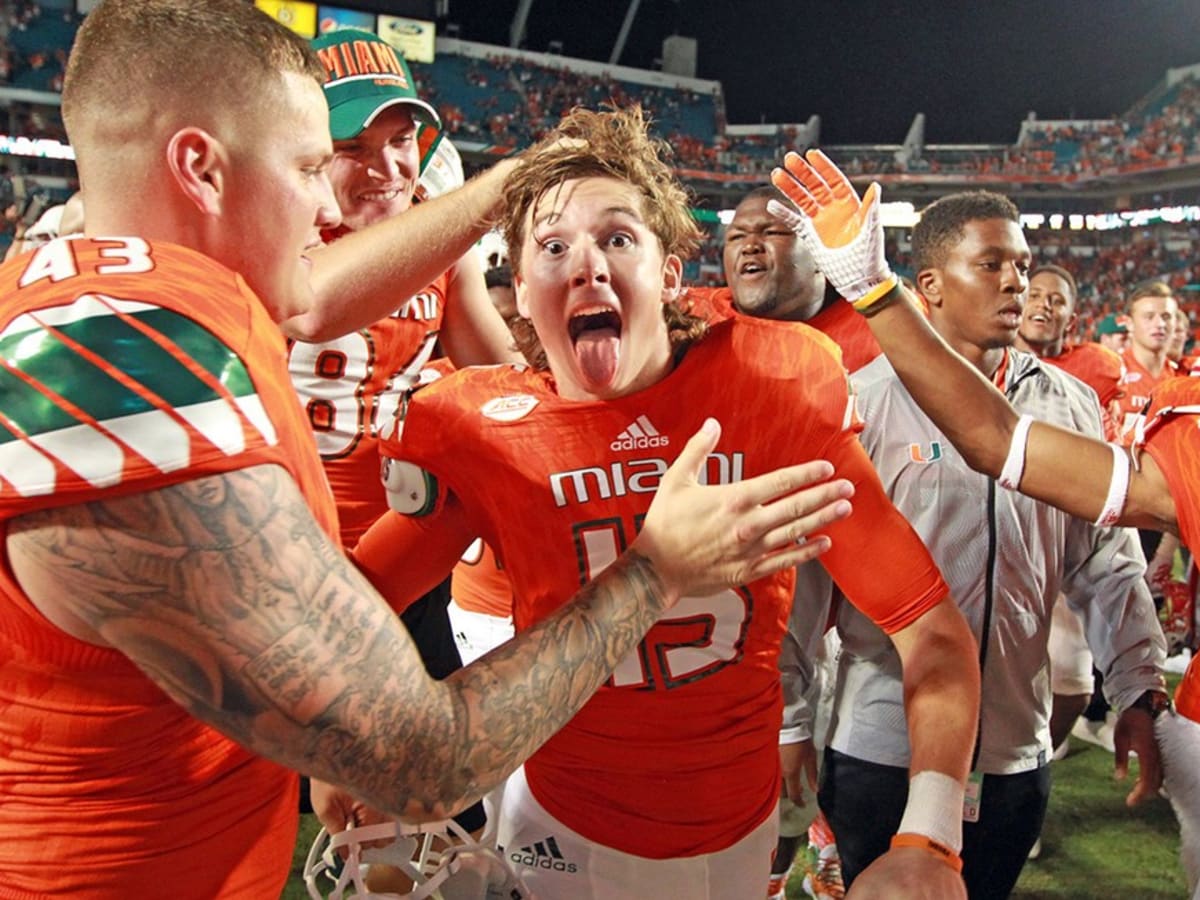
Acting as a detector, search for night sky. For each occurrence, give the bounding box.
[444,0,1200,145]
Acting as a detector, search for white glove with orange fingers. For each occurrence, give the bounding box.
[768,149,899,312]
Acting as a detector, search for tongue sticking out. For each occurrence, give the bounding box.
[574,325,621,386]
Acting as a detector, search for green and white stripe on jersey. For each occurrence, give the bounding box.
[0,294,277,497]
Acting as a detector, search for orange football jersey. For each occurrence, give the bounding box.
[289,272,450,547]
[383,315,947,857]
[1045,342,1125,440]
[805,294,883,375]
[0,238,338,898]
[452,537,514,618]
[1132,377,1200,719]
[1135,377,1200,578]
[685,286,881,374]
[1116,346,1178,441]
[681,284,734,323]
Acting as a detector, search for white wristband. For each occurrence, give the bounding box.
[897,770,964,853]
[1095,443,1131,527]
[998,414,1034,490]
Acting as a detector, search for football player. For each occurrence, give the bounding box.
[349,107,981,900]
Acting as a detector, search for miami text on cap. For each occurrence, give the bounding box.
[311,29,440,141]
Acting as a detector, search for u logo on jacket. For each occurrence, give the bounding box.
[908,441,943,463]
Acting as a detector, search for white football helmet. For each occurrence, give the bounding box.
[476,229,509,272]
[415,135,466,203]
[304,817,534,900]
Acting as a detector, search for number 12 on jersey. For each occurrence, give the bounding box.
[575,517,751,691]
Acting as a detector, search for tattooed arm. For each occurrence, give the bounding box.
[7,420,854,822]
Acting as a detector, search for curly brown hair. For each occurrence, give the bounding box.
[500,105,708,370]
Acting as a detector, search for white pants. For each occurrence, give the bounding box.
[1158,712,1200,898]
[448,598,514,664]
[496,766,778,900]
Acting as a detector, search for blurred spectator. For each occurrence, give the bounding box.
[0,2,77,93]
[1095,313,1131,353]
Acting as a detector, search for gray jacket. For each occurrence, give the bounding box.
[826,349,1165,774]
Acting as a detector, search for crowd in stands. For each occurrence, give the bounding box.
[674,129,808,176]
[680,218,1200,339]
[0,2,76,95]
[1024,78,1200,177]
[683,218,725,285]
[837,75,1200,181]
[4,12,1200,188]
[411,46,1200,184]
[1,96,66,142]
[1,9,1198,321]
[1027,226,1198,323]
[409,52,718,151]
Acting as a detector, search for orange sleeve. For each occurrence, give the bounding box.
[1143,417,1200,560]
[349,492,476,615]
[810,300,882,373]
[1071,344,1124,407]
[681,285,734,323]
[815,432,950,634]
[1093,351,1125,407]
[1175,652,1200,721]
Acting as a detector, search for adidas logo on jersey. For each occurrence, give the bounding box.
[610,415,669,451]
[507,836,578,874]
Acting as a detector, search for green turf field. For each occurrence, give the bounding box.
[780,737,1188,900]
[284,815,320,900]
[1006,736,1185,900]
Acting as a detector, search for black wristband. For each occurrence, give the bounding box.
[1130,689,1172,719]
[858,279,906,318]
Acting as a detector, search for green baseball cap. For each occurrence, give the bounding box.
[1096,313,1128,335]
[310,29,440,141]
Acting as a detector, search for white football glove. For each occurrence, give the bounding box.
[768,150,898,311]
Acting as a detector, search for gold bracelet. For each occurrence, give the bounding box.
[852,273,901,313]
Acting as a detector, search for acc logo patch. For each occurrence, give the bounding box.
[481,394,539,422]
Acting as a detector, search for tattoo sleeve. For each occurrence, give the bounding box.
[6,463,668,821]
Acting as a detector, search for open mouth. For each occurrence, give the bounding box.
[999,306,1023,327]
[569,309,622,342]
[739,260,766,275]
[569,308,623,387]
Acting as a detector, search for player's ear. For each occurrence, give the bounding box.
[514,272,532,319]
[660,254,683,304]
[165,127,227,216]
[916,268,942,307]
[1065,310,1079,335]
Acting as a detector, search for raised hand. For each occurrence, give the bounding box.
[769,150,898,310]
